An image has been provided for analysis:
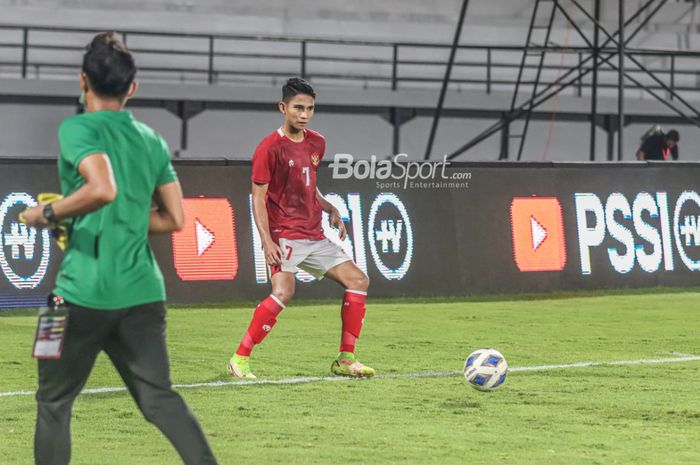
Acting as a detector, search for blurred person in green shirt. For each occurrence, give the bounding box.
[21,32,219,465]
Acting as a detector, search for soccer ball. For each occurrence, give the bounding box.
[463,348,508,391]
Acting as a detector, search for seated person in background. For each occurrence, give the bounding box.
[636,127,679,161]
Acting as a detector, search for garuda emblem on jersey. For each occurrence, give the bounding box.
[311,153,320,166]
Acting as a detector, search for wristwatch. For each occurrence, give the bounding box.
[43,204,58,224]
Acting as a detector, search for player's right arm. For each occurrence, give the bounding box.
[22,154,118,226]
[45,154,117,220]
[252,182,282,266]
[251,136,283,266]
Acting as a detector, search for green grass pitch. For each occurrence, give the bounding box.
[1,290,699,464]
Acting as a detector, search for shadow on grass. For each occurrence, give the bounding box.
[173,285,700,310]
[3,286,700,317]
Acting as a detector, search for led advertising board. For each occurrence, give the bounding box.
[2,159,699,309]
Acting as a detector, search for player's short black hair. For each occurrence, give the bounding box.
[282,77,316,102]
[666,129,680,142]
[82,32,136,98]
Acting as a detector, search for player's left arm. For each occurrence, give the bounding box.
[316,188,346,240]
[149,181,185,234]
[21,153,117,226]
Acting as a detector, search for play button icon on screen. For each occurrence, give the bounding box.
[510,197,567,272]
[172,198,239,281]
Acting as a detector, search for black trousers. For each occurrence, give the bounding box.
[34,301,219,465]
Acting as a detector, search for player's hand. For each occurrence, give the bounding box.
[263,240,283,266]
[19,205,49,227]
[329,210,347,240]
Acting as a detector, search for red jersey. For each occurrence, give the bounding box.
[251,128,326,241]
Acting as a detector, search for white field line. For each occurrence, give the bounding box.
[1,354,698,399]
[667,351,696,358]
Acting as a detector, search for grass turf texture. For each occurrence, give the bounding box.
[1,291,699,464]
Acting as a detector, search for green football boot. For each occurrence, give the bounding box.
[227,354,257,379]
[330,352,376,378]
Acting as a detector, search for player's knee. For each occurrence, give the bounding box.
[139,398,167,425]
[350,273,369,292]
[272,287,295,304]
[36,397,74,417]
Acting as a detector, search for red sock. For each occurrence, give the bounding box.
[236,295,285,356]
[340,290,367,353]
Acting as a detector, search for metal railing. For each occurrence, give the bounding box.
[1,24,700,98]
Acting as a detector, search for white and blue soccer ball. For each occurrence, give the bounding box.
[463,348,508,391]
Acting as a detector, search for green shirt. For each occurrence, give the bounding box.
[54,110,177,310]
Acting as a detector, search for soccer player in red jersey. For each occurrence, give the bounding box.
[228,77,374,379]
